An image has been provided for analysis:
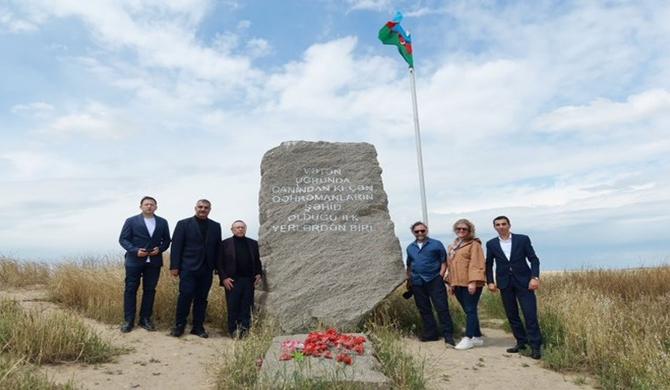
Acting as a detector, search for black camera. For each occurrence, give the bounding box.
[402,280,413,299]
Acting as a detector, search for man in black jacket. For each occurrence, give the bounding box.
[169,199,221,338]
[217,220,262,337]
[485,215,542,359]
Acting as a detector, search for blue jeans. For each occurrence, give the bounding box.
[412,275,454,340]
[454,286,483,338]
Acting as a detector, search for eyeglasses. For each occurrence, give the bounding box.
[455,227,469,232]
[413,229,426,234]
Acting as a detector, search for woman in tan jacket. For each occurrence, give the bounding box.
[445,218,486,350]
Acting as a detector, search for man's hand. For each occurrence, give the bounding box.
[149,247,160,256]
[468,282,477,295]
[487,283,497,292]
[223,277,234,291]
[170,269,179,277]
[529,278,540,291]
[137,248,148,257]
[254,275,262,287]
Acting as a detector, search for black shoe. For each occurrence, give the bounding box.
[506,344,527,353]
[531,348,542,360]
[419,335,439,342]
[444,337,456,346]
[120,322,133,333]
[138,318,156,332]
[169,326,185,337]
[190,328,209,338]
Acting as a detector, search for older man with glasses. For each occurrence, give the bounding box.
[405,221,455,346]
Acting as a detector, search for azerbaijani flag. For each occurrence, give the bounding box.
[378,12,413,68]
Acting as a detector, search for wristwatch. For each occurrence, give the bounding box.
[531,277,539,281]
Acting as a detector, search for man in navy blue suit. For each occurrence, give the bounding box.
[485,216,542,359]
[169,199,221,338]
[119,196,171,333]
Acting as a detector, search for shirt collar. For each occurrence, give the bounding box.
[498,233,512,242]
[414,237,431,247]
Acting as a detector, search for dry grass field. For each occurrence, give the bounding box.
[1,256,668,389]
[46,257,227,330]
[538,267,670,389]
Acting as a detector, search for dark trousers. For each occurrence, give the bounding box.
[412,275,454,340]
[225,276,254,335]
[175,264,213,330]
[500,278,542,348]
[123,264,161,323]
[454,286,483,338]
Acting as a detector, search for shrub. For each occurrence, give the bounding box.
[0,299,120,364]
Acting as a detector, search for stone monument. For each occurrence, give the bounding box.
[258,141,406,333]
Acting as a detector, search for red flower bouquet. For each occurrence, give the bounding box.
[279,329,366,365]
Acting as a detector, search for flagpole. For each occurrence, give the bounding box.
[408,66,428,225]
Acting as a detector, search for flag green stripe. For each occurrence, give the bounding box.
[378,25,413,67]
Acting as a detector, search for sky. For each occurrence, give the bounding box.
[1,0,669,270]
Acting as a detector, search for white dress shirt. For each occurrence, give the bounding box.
[499,234,512,260]
[144,217,156,237]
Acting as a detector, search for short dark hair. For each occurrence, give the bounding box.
[493,216,510,225]
[140,196,157,205]
[196,199,211,206]
[410,221,427,232]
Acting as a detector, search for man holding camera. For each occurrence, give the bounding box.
[405,221,455,346]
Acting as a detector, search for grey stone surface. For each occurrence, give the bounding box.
[257,141,405,333]
[259,334,391,389]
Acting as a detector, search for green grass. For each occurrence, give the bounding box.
[0,356,76,390]
[0,299,121,365]
[213,312,278,389]
[367,323,426,390]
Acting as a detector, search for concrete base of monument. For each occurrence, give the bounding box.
[258,334,391,389]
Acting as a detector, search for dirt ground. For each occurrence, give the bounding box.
[1,287,233,390]
[403,327,597,390]
[2,287,597,390]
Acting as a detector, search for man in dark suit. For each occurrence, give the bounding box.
[118,196,171,333]
[485,215,542,359]
[217,220,262,337]
[169,199,221,338]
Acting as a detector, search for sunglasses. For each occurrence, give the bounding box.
[455,227,469,231]
[413,229,426,234]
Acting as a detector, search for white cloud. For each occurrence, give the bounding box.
[14,0,258,87]
[11,102,55,117]
[245,38,272,58]
[1,1,669,266]
[535,89,670,132]
[40,102,135,139]
[346,0,392,12]
[0,8,37,32]
[0,150,85,180]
